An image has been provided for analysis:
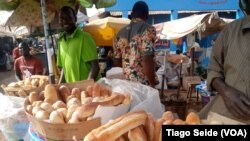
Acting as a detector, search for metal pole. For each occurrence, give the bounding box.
[40,0,55,84]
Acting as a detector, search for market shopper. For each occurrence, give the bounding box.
[204,0,250,122]
[14,42,43,81]
[113,1,158,88]
[57,6,100,83]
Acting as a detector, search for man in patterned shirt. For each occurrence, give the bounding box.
[113,1,157,88]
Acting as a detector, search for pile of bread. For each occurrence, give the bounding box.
[84,110,201,141]
[25,83,131,124]
[1,75,49,97]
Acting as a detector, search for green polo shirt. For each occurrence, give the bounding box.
[57,27,99,82]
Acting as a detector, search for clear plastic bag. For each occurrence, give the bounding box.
[99,78,165,119]
[0,94,29,141]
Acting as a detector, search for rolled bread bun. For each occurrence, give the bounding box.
[185,112,200,125]
[29,91,39,104]
[52,101,66,110]
[128,126,147,141]
[67,97,81,108]
[71,87,81,99]
[66,104,80,122]
[162,111,174,121]
[32,101,43,107]
[40,102,54,114]
[35,110,49,120]
[32,106,42,116]
[172,119,186,125]
[100,85,111,97]
[92,83,101,97]
[50,110,65,124]
[86,85,93,97]
[44,84,59,104]
[39,91,45,101]
[58,85,71,103]
[26,105,33,114]
[57,108,67,119]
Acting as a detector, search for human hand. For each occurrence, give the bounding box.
[221,87,250,120]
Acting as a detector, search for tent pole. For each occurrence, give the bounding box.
[40,0,55,84]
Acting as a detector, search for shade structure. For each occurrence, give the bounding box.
[83,17,130,46]
[153,12,233,40]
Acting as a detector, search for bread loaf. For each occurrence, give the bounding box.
[35,110,49,120]
[153,118,164,141]
[29,92,39,104]
[86,85,93,97]
[185,112,200,125]
[84,110,147,141]
[128,126,147,141]
[71,88,81,99]
[40,102,54,114]
[44,84,59,104]
[92,83,101,97]
[50,111,65,124]
[52,101,67,110]
[58,85,71,103]
[145,113,155,141]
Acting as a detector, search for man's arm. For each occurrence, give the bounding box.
[142,55,156,88]
[207,27,250,120]
[212,78,250,120]
[88,59,100,81]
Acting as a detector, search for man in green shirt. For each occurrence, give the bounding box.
[57,6,100,83]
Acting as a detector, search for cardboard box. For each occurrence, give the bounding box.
[25,79,130,140]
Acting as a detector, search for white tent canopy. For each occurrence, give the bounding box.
[154,12,233,40]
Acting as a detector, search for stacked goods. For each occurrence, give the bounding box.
[24,80,132,140]
[84,110,201,141]
[25,83,131,124]
[1,75,49,97]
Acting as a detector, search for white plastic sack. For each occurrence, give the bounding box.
[99,78,165,119]
[0,94,29,141]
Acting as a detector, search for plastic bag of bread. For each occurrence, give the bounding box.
[0,94,29,140]
[98,78,165,119]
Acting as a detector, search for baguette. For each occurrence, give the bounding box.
[128,125,147,141]
[84,110,147,141]
[71,102,99,121]
[153,118,164,141]
[95,111,147,141]
[97,94,125,106]
[144,113,155,141]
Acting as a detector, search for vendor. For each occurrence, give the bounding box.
[202,0,250,123]
[14,42,43,81]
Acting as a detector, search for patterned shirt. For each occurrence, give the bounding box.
[113,19,157,85]
[205,16,250,123]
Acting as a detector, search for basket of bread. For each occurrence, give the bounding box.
[24,79,132,140]
[84,110,202,141]
[1,75,49,97]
